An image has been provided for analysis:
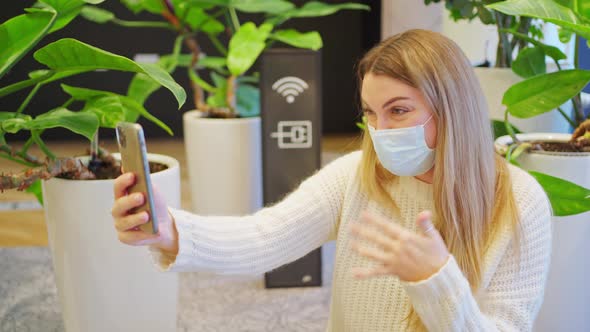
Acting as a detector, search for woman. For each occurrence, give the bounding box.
[111,29,552,331]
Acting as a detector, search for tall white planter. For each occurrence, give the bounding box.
[42,153,180,332]
[183,111,263,215]
[475,68,573,134]
[495,133,590,332]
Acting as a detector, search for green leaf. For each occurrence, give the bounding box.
[0,112,22,121]
[79,5,115,23]
[227,22,272,76]
[188,69,217,93]
[271,30,323,50]
[127,53,179,106]
[487,0,590,40]
[503,69,590,118]
[183,7,224,33]
[0,9,57,79]
[126,0,165,14]
[34,38,186,108]
[512,46,547,78]
[62,85,173,134]
[25,179,44,206]
[558,27,575,42]
[83,96,127,128]
[491,119,522,139]
[236,84,259,117]
[529,171,590,216]
[577,0,590,20]
[2,108,99,140]
[37,0,85,32]
[182,0,294,14]
[267,1,370,25]
[197,56,227,71]
[502,29,567,62]
[476,4,495,24]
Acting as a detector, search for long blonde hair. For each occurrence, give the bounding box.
[357,29,520,330]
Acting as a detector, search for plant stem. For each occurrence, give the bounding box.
[0,144,42,166]
[572,36,585,124]
[20,136,35,155]
[62,97,74,109]
[0,152,37,167]
[16,83,42,114]
[0,70,53,98]
[31,131,55,161]
[504,110,520,144]
[226,75,237,116]
[557,107,577,128]
[112,18,174,30]
[554,58,562,71]
[208,33,228,56]
[229,7,240,31]
[494,12,511,68]
[90,131,99,160]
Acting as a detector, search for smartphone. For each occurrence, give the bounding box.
[115,122,158,234]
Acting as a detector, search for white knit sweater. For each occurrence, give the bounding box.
[150,151,552,331]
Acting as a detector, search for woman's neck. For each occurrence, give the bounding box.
[414,167,434,184]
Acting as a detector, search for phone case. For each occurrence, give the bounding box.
[116,122,158,234]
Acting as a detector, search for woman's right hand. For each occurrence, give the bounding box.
[111,172,179,255]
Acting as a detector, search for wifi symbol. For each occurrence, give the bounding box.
[272,76,309,104]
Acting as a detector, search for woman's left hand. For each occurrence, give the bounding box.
[349,210,450,282]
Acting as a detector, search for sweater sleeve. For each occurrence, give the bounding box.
[401,172,552,331]
[149,151,361,274]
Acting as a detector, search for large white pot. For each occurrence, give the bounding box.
[495,133,590,332]
[42,153,180,332]
[183,110,262,215]
[475,68,573,134]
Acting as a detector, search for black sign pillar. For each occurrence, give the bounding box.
[260,49,323,288]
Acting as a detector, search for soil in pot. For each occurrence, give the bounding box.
[57,148,168,181]
[530,141,590,153]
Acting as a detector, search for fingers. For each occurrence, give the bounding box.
[111,192,144,218]
[361,212,410,240]
[114,211,149,232]
[351,241,390,263]
[350,223,394,250]
[113,173,135,199]
[416,210,438,238]
[117,229,160,246]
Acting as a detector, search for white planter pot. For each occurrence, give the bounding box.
[495,133,590,332]
[475,68,573,134]
[183,111,263,215]
[42,153,180,332]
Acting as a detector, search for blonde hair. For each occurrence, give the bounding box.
[357,29,520,330]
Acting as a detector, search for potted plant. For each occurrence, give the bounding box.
[424,0,574,135]
[0,1,186,331]
[487,0,590,330]
[81,0,370,215]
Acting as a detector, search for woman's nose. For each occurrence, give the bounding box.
[375,117,390,130]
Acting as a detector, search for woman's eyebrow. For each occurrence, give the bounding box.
[382,96,410,109]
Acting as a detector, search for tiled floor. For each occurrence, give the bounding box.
[0,134,361,247]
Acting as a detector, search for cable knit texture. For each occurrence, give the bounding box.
[149,151,552,332]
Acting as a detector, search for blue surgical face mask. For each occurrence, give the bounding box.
[368,115,435,176]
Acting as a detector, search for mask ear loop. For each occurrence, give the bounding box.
[422,114,434,127]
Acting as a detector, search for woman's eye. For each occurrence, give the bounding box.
[362,109,375,116]
[389,108,408,115]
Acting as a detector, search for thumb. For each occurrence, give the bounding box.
[416,210,437,237]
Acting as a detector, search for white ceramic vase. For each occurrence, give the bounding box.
[183,110,263,215]
[42,153,180,332]
[495,133,590,332]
